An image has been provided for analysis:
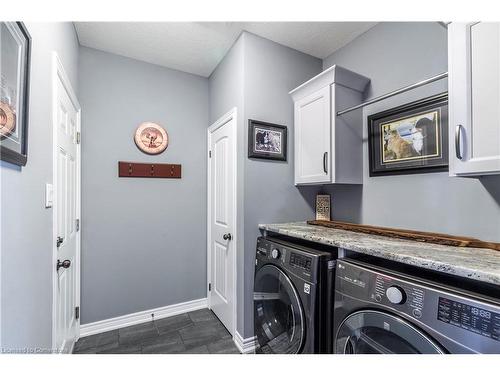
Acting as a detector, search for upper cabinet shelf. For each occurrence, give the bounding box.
[448,22,500,176]
[290,65,370,185]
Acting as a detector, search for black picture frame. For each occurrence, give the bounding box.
[0,22,31,166]
[248,119,287,161]
[368,93,449,177]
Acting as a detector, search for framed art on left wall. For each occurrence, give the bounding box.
[0,22,31,166]
[248,119,287,161]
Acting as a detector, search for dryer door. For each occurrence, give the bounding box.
[335,310,444,354]
[254,264,305,354]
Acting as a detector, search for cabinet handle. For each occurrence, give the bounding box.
[323,152,328,174]
[455,124,463,160]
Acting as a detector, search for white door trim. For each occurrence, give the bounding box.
[51,52,81,352]
[207,107,238,338]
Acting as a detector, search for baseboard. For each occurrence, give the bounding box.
[80,298,208,337]
[233,331,257,354]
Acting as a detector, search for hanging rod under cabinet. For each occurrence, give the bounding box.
[336,72,448,116]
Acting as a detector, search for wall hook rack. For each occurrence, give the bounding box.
[118,161,181,178]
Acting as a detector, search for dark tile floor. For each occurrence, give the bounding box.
[73,309,240,354]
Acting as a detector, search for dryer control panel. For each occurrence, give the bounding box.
[255,237,332,283]
[290,253,312,271]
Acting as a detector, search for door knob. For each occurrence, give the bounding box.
[57,259,71,271]
[223,233,232,241]
[56,236,64,248]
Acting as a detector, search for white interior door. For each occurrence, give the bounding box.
[208,109,236,335]
[53,54,81,353]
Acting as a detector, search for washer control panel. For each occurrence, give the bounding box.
[437,297,500,342]
[373,274,425,318]
[336,261,426,319]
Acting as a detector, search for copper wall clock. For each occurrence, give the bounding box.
[134,122,169,155]
[0,102,16,138]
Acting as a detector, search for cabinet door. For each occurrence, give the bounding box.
[294,86,331,184]
[449,22,500,175]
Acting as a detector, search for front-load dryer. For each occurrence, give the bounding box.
[254,236,336,354]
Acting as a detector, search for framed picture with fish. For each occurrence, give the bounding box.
[368,93,448,177]
[248,119,287,161]
[0,22,31,166]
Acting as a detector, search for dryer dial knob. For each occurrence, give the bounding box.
[271,249,280,259]
[386,286,406,304]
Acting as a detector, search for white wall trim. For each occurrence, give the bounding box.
[80,298,208,337]
[233,331,257,354]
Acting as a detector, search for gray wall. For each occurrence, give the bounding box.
[79,47,209,324]
[241,32,321,337]
[209,32,322,338]
[321,22,500,242]
[0,23,80,350]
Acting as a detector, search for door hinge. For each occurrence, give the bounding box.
[208,283,211,291]
[75,218,80,232]
[75,306,80,320]
[76,132,81,144]
[209,150,212,158]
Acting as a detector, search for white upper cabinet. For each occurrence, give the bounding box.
[290,65,370,185]
[448,22,500,176]
[294,86,332,184]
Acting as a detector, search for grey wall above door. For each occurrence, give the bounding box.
[321,22,500,242]
[79,47,209,324]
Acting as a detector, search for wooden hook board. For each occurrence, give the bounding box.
[118,161,181,178]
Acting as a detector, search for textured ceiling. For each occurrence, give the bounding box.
[74,22,377,77]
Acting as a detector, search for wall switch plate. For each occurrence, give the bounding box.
[45,183,53,208]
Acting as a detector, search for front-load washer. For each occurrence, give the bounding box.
[254,236,336,354]
[333,259,500,354]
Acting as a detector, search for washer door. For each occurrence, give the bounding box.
[254,264,305,354]
[336,310,444,354]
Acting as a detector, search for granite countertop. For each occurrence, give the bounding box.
[259,222,500,286]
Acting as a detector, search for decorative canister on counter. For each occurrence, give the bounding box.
[315,194,331,221]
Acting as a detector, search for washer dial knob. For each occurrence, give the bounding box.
[271,249,280,259]
[386,286,406,304]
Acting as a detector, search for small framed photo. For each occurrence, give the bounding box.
[368,93,449,177]
[248,119,287,161]
[0,22,31,166]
